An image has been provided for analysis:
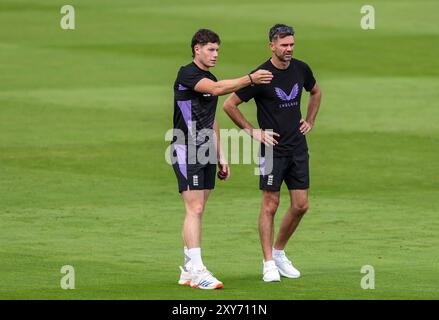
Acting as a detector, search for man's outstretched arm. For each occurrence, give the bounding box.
[195,70,273,97]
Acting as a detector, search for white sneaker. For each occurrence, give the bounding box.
[262,260,281,282]
[190,267,223,290]
[178,265,192,286]
[273,254,301,278]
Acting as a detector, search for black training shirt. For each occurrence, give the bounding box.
[236,58,316,157]
[173,62,218,147]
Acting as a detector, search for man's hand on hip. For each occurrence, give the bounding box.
[299,119,313,135]
[251,129,280,146]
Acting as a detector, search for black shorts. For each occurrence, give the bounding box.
[259,151,310,191]
[171,144,216,193]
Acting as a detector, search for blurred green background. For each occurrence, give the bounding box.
[0,0,438,299]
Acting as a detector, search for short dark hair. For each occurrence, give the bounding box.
[269,24,295,42]
[191,29,221,57]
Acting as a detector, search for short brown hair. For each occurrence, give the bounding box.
[269,24,295,42]
[191,29,221,57]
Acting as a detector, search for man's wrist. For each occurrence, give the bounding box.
[247,74,255,86]
[217,153,226,164]
[245,127,254,137]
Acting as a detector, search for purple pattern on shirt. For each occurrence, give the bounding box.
[177,100,192,136]
[174,144,187,179]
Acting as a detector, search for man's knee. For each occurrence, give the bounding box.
[183,191,206,217]
[292,201,309,215]
[262,193,280,215]
[186,204,204,216]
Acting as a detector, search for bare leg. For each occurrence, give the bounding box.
[181,190,207,249]
[181,190,211,248]
[259,191,280,261]
[274,189,309,250]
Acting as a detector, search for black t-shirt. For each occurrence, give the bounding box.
[173,62,218,146]
[236,58,316,157]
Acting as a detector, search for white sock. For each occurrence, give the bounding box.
[273,247,285,258]
[263,260,276,268]
[183,246,190,267]
[187,248,204,270]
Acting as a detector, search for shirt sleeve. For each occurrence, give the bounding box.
[178,66,210,90]
[302,63,316,92]
[235,84,260,102]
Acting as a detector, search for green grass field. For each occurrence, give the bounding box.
[1,0,438,299]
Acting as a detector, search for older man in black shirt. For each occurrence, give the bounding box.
[224,24,322,282]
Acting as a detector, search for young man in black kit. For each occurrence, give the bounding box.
[223,24,322,282]
[171,28,273,289]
